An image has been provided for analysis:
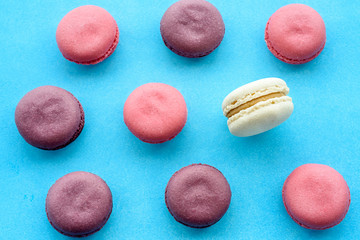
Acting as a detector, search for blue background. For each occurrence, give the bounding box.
[0,0,359,239]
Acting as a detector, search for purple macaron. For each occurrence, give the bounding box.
[15,86,84,150]
[46,171,113,237]
[160,0,225,58]
[165,164,231,228]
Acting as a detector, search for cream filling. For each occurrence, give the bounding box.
[226,92,285,118]
[223,85,289,116]
[227,96,292,125]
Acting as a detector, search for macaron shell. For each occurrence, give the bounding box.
[228,97,293,137]
[56,5,119,64]
[46,171,113,237]
[160,0,225,57]
[222,78,288,116]
[123,83,187,143]
[15,86,84,150]
[283,164,350,230]
[165,164,231,228]
[265,4,326,64]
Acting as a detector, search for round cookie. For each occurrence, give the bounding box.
[160,0,225,58]
[15,86,84,150]
[123,83,187,143]
[46,171,113,237]
[165,164,231,228]
[283,164,350,230]
[265,4,326,64]
[222,78,293,137]
[56,5,119,64]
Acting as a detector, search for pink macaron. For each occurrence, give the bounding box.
[265,4,326,64]
[123,83,187,143]
[283,164,350,230]
[56,5,119,65]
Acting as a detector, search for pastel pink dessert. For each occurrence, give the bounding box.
[160,0,225,58]
[165,164,231,228]
[283,164,351,230]
[56,5,119,65]
[123,83,187,143]
[265,4,326,64]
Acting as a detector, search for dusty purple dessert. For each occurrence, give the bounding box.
[165,164,231,228]
[46,171,113,237]
[15,86,84,150]
[160,0,225,58]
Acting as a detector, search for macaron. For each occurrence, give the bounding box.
[123,83,187,143]
[160,0,225,58]
[265,4,326,64]
[15,86,84,150]
[56,5,119,64]
[222,78,293,137]
[283,164,350,230]
[165,164,231,228]
[46,171,113,237]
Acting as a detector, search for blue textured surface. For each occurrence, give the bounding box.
[0,0,359,239]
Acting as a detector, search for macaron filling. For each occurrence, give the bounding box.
[226,92,285,118]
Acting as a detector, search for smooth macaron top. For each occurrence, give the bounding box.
[165,164,231,228]
[46,171,113,237]
[123,83,187,143]
[160,0,225,57]
[222,78,293,137]
[283,164,350,230]
[265,4,326,64]
[15,86,84,150]
[56,5,119,64]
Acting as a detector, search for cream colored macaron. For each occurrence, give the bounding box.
[222,78,294,137]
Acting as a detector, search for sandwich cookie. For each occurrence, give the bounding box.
[160,0,225,58]
[222,78,293,137]
[56,5,119,64]
[165,164,231,228]
[123,83,187,143]
[283,164,350,230]
[265,4,326,64]
[46,171,113,237]
[15,86,84,150]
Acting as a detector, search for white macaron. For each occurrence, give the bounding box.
[222,78,294,137]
